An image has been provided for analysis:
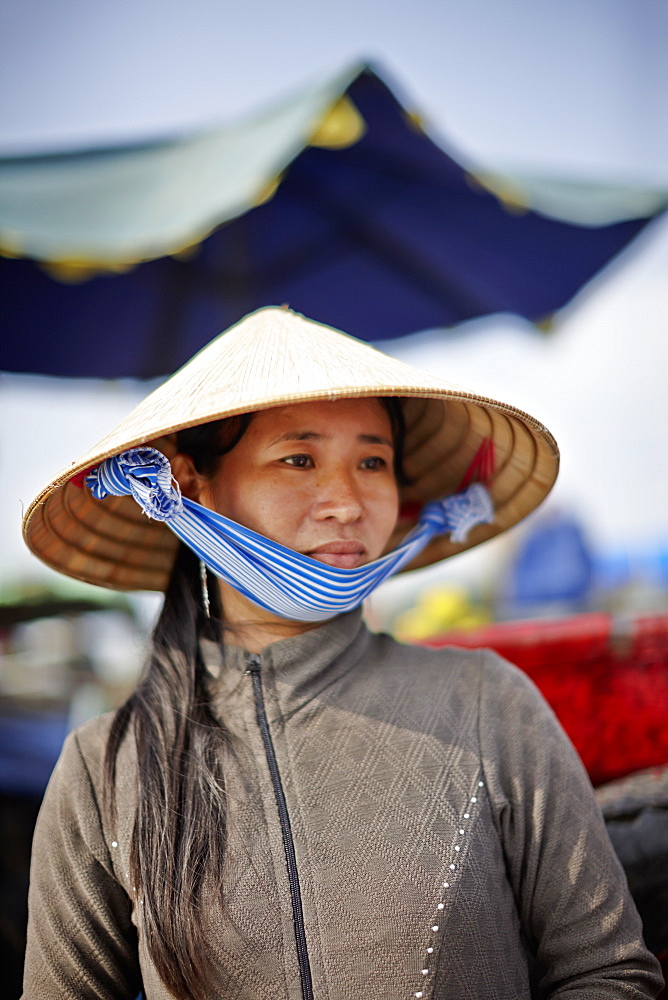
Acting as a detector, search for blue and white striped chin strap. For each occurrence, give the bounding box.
[86,447,494,623]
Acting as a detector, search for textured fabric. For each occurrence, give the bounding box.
[23,612,663,999]
[86,447,494,621]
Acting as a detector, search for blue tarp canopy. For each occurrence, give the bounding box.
[1,64,666,378]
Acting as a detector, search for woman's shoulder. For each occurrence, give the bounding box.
[365,627,511,687]
[54,708,133,791]
[342,629,527,749]
[67,708,116,755]
[360,628,546,727]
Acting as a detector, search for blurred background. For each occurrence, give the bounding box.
[1,0,667,993]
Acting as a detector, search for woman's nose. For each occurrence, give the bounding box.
[312,469,363,523]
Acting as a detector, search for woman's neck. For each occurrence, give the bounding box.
[216,580,321,652]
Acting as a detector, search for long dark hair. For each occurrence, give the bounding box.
[103,399,406,999]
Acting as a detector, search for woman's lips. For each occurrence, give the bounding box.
[306,541,366,569]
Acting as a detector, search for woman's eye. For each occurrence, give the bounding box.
[282,454,314,468]
[360,456,387,470]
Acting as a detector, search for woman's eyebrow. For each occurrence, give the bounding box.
[269,430,324,445]
[268,431,393,447]
[359,433,393,448]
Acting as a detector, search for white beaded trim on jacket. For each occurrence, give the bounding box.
[411,775,485,999]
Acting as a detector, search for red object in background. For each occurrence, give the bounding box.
[425,613,668,787]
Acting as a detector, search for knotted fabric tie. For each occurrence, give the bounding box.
[87,447,494,622]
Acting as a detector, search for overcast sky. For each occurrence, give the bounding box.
[1,0,667,589]
[2,0,667,179]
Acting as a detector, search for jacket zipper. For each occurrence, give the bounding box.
[246,653,314,1000]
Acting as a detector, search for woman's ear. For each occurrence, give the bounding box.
[171,453,207,502]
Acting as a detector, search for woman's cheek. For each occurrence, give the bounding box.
[255,484,306,528]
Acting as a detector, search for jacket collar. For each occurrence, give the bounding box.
[203,609,371,721]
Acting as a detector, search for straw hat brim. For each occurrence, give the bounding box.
[23,307,559,592]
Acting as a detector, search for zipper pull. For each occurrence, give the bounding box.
[245,653,261,674]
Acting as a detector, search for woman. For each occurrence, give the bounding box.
[22,307,662,999]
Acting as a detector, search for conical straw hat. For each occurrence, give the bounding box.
[23,306,559,592]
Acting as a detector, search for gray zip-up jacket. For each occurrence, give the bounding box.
[23,610,663,999]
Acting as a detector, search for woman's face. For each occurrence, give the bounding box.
[193,398,400,569]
